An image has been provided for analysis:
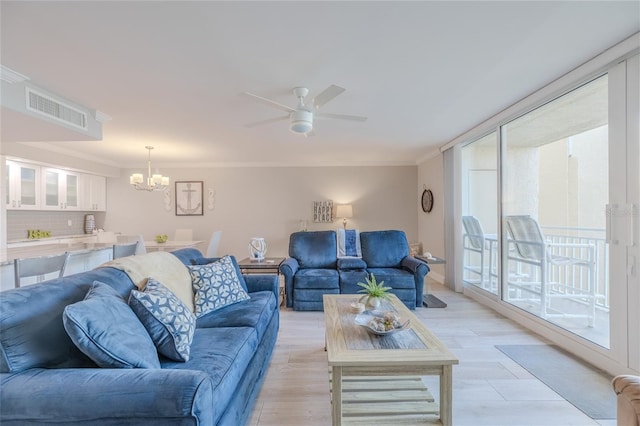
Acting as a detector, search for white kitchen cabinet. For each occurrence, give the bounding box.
[82,174,106,211]
[41,168,81,210]
[6,161,41,210]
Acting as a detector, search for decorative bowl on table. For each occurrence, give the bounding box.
[355,311,410,336]
[155,234,168,243]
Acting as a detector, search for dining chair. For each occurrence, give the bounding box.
[14,252,70,288]
[113,242,138,259]
[504,215,596,326]
[96,231,117,244]
[117,234,146,255]
[174,229,193,241]
[206,231,223,257]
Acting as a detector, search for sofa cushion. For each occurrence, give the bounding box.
[129,277,196,362]
[161,326,259,425]
[63,281,160,369]
[197,291,276,341]
[366,268,416,289]
[190,255,248,292]
[188,255,251,318]
[289,230,337,269]
[0,267,133,373]
[294,268,340,289]
[360,230,410,267]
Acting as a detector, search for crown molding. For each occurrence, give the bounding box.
[0,65,29,84]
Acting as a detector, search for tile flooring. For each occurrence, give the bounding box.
[249,279,616,426]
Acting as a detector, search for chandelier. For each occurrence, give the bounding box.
[129,146,169,191]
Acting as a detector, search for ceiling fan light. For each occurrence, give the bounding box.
[290,110,313,134]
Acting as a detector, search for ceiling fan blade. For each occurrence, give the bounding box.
[316,112,368,122]
[312,85,345,109]
[245,116,289,128]
[241,92,295,113]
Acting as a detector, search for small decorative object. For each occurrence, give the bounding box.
[299,220,308,232]
[355,311,410,335]
[248,237,267,261]
[27,229,51,239]
[163,188,171,212]
[155,234,168,243]
[357,273,391,310]
[313,200,333,223]
[421,185,434,213]
[175,181,203,216]
[207,188,215,210]
[350,302,365,314]
[84,214,96,234]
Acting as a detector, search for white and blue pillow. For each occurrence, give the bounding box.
[129,278,196,362]
[188,255,250,318]
[63,281,160,369]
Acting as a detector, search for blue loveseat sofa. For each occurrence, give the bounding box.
[0,248,279,426]
[280,230,429,311]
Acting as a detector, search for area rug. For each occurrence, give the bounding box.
[496,344,615,419]
[422,294,447,308]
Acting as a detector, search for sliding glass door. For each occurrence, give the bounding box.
[461,132,498,294]
[502,75,610,347]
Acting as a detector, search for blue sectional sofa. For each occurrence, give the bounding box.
[0,248,279,426]
[280,230,429,311]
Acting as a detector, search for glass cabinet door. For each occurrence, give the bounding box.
[65,174,78,208]
[44,169,61,209]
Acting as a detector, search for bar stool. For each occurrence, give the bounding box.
[14,252,70,288]
[113,242,138,259]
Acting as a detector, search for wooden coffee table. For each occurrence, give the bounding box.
[323,294,458,425]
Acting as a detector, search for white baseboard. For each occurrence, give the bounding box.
[427,271,444,284]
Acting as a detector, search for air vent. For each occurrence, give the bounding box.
[26,88,87,130]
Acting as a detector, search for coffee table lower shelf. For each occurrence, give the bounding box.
[329,375,439,425]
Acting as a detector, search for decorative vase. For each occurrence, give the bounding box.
[248,237,267,261]
[359,295,381,311]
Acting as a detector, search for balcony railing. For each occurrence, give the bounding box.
[540,226,609,311]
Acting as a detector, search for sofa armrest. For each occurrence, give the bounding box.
[338,257,367,270]
[244,274,279,300]
[613,374,640,426]
[401,256,429,275]
[401,256,430,307]
[279,258,299,308]
[0,368,214,424]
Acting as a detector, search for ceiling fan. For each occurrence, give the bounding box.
[242,85,367,135]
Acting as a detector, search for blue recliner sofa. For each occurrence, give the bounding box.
[0,248,279,426]
[280,230,429,311]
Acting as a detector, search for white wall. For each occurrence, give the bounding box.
[104,165,418,259]
[417,153,445,281]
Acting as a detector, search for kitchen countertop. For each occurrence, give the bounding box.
[0,242,114,266]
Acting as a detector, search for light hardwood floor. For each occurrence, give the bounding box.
[249,279,616,426]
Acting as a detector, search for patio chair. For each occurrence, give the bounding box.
[504,215,596,326]
[462,216,486,286]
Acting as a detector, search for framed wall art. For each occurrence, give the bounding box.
[313,200,333,223]
[175,181,204,216]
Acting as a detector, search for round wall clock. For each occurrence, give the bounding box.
[421,189,434,213]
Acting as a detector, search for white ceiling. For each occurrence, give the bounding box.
[1,1,638,168]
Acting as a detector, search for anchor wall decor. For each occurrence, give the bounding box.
[175,181,204,216]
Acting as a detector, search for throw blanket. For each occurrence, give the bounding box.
[337,228,362,257]
[101,251,195,312]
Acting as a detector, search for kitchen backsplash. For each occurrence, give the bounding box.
[7,211,106,241]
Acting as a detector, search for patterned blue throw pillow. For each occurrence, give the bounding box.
[129,278,196,362]
[188,255,251,318]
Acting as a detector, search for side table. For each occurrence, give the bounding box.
[237,257,285,306]
[416,255,447,308]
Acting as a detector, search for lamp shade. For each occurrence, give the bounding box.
[336,204,353,219]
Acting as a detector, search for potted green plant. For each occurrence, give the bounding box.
[357,273,391,310]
